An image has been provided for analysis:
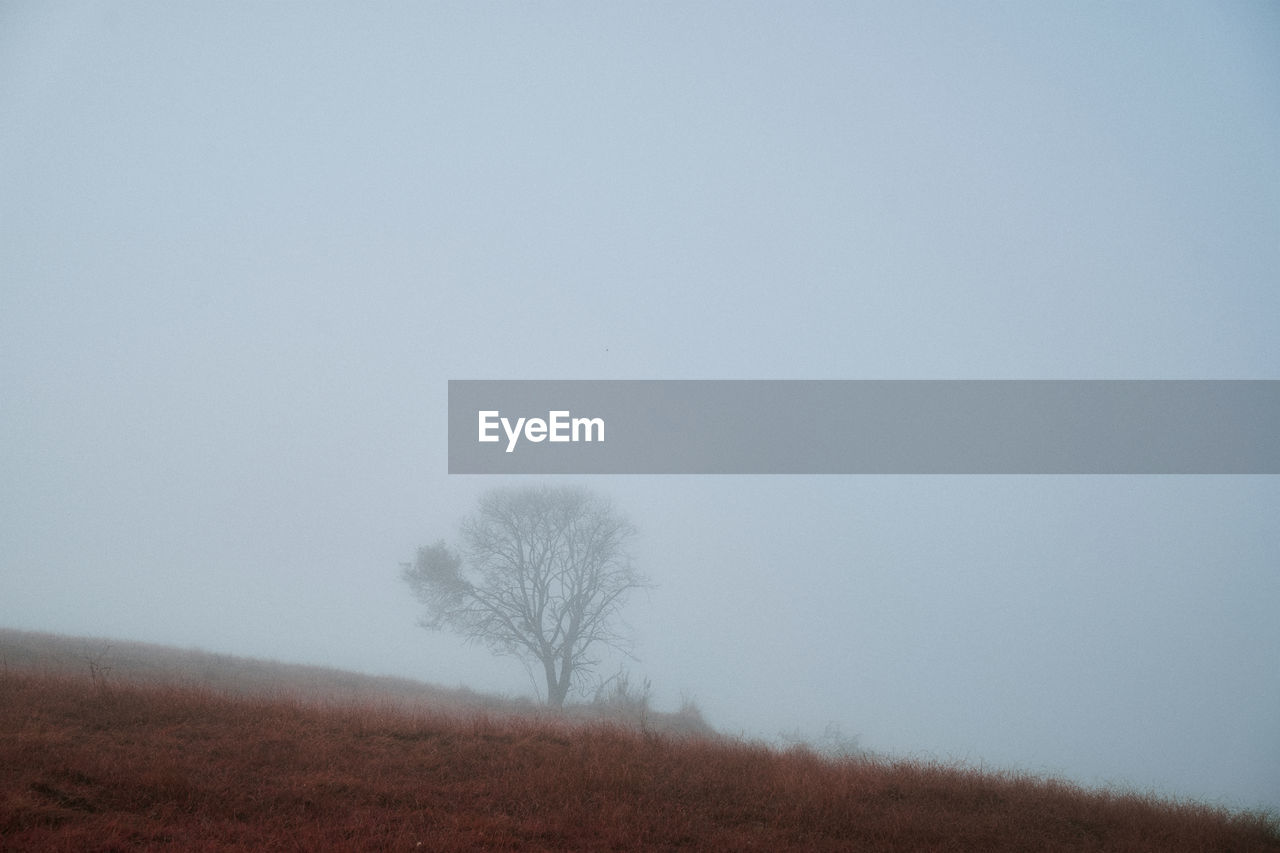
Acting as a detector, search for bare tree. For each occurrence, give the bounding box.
[403,485,647,708]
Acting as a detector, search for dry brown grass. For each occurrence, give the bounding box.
[1,631,1276,851]
[0,628,708,737]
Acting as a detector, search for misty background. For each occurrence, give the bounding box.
[2,2,1277,812]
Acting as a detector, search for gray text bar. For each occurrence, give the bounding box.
[448,380,1280,474]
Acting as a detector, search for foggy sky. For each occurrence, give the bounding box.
[2,2,1277,811]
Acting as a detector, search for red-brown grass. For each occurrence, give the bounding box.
[0,629,709,737]
[1,634,1276,851]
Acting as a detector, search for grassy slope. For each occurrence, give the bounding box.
[1,630,1276,852]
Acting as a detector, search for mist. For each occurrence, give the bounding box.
[2,2,1277,813]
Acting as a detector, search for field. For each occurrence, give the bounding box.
[2,629,1276,851]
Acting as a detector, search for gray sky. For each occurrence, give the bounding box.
[2,1,1277,811]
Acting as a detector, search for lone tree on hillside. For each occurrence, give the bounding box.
[402,485,647,708]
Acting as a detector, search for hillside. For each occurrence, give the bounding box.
[1,629,1276,851]
[0,628,708,736]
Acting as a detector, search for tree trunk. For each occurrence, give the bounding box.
[543,655,569,709]
[548,678,569,708]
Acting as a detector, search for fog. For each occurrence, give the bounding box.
[2,2,1277,812]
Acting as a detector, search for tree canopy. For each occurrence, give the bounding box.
[403,485,647,708]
